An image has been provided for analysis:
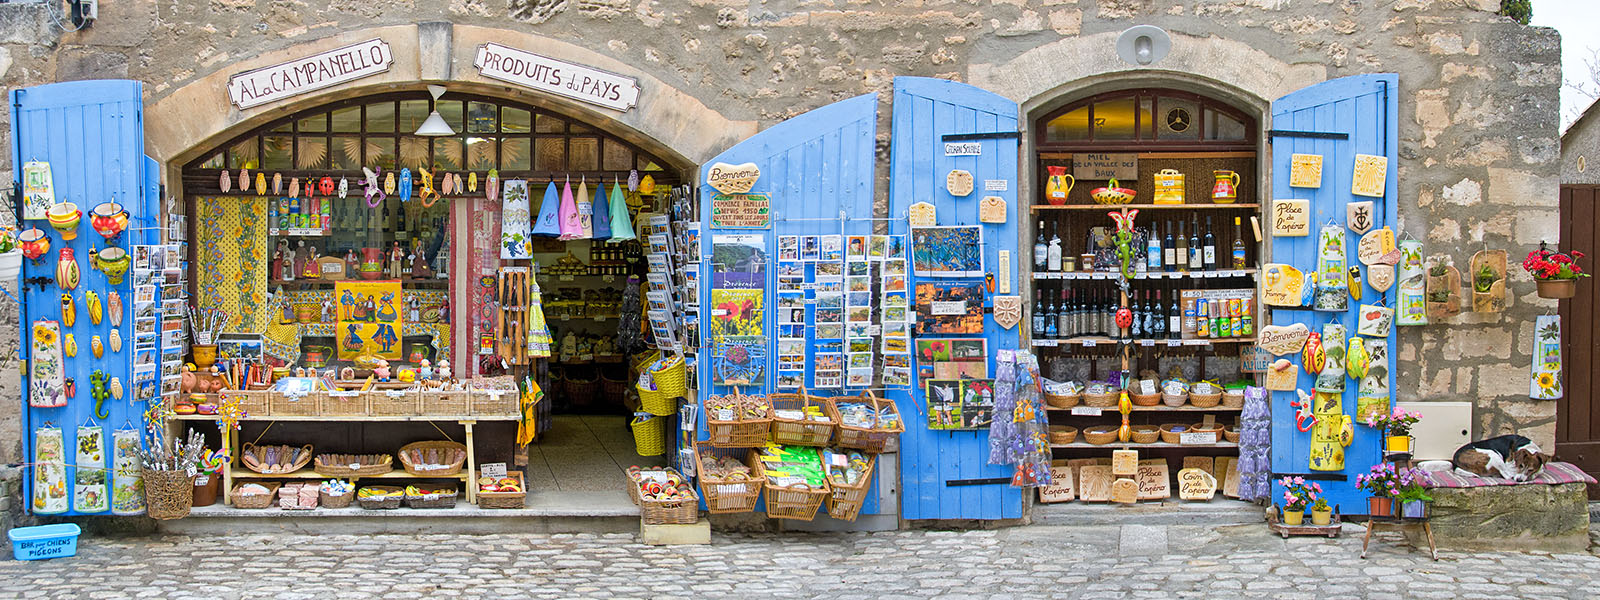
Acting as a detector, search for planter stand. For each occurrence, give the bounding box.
[1360,514,1437,561]
[1265,503,1342,538]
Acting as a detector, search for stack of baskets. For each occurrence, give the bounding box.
[636,354,687,416]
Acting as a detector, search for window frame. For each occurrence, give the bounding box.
[1034,88,1257,153]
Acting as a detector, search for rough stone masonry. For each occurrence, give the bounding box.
[0,0,1562,463]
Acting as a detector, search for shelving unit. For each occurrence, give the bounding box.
[1030,203,1260,211]
[1049,441,1238,450]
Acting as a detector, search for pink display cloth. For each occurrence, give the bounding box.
[1415,461,1596,489]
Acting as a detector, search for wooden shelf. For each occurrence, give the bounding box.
[1046,405,1242,412]
[1037,151,1257,160]
[173,414,518,422]
[230,468,468,480]
[273,279,450,288]
[1032,337,1256,348]
[1031,203,1259,211]
[1033,269,1257,281]
[1049,441,1238,449]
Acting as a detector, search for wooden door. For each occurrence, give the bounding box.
[1557,184,1600,497]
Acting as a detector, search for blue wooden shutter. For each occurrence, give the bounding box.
[886,77,1022,520]
[12,80,149,515]
[1267,74,1398,514]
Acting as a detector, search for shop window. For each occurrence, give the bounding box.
[1036,89,1254,149]
[504,138,532,170]
[297,115,327,133]
[1157,96,1200,141]
[602,139,633,171]
[503,108,532,133]
[569,138,599,171]
[332,136,363,170]
[436,100,465,133]
[466,137,495,170]
[434,138,464,170]
[296,138,329,169]
[397,137,430,170]
[569,123,592,134]
[466,102,497,134]
[535,114,565,133]
[1205,109,1248,141]
[397,100,429,133]
[1091,97,1141,140]
[365,102,396,132]
[533,137,563,170]
[227,138,258,169]
[262,135,292,169]
[199,152,224,169]
[368,138,396,169]
[331,106,361,133]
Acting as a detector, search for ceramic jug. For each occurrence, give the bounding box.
[1044,166,1075,205]
[1212,170,1239,203]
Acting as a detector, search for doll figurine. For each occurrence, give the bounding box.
[373,359,391,382]
[419,359,433,381]
[438,361,452,382]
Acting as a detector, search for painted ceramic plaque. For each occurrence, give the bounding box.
[1346,200,1375,234]
[1424,257,1462,320]
[705,162,761,194]
[1289,153,1322,188]
[997,250,1012,294]
[1110,478,1139,504]
[1356,304,1393,337]
[1037,466,1075,503]
[908,201,937,227]
[946,169,974,197]
[1111,449,1139,476]
[992,295,1022,330]
[1262,263,1306,307]
[1367,264,1395,292]
[1079,465,1113,502]
[1531,315,1562,399]
[978,196,1007,223]
[1257,323,1310,356]
[1271,199,1310,237]
[1351,154,1388,197]
[1177,468,1218,501]
[1358,227,1399,265]
[1265,359,1297,391]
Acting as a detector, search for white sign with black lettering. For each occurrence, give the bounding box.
[474,42,640,112]
[944,142,982,156]
[481,462,507,478]
[228,39,393,109]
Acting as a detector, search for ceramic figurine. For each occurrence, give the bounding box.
[438,361,452,381]
[359,167,386,208]
[55,247,80,290]
[373,359,391,382]
[419,359,433,381]
[60,294,76,327]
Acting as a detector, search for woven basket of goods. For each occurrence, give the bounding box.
[1083,388,1119,408]
[313,453,393,478]
[1189,422,1225,442]
[240,443,313,474]
[768,388,837,447]
[1043,380,1083,409]
[1159,424,1188,444]
[1130,390,1161,407]
[632,466,698,524]
[1188,382,1223,408]
[230,482,279,509]
[397,441,467,476]
[754,444,831,520]
[1130,425,1161,444]
[695,447,765,513]
[823,448,876,522]
[356,485,404,510]
[824,391,904,454]
[1048,425,1079,445]
[1161,379,1190,408]
[319,480,355,509]
[1224,428,1241,444]
[1083,426,1119,445]
[220,390,270,417]
[403,484,459,509]
[1221,389,1246,409]
[268,390,321,417]
[704,388,773,447]
[477,471,527,509]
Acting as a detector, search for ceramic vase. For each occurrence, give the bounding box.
[1311,506,1333,526]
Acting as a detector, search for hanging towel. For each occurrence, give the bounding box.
[607,182,636,241]
[576,181,594,239]
[558,181,582,241]
[532,182,561,237]
[500,179,534,259]
[592,181,613,240]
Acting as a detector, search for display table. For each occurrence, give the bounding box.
[174,414,520,505]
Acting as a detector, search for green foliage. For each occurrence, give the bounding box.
[1500,0,1532,25]
[1474,263,1499,293]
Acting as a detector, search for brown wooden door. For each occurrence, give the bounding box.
[1558,184,1600,498]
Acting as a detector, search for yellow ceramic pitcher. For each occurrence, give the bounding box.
[1212,170,1239,203]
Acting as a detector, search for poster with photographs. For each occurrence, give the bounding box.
[711,335,766,386]
[926,378,996,430]
[914,280,985,335]
[710,234,766,289]
[916,338,989,381]
[911,226,984,278]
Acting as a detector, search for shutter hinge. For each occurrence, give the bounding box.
[941,132,1021,142]
[1266,129,1349,140]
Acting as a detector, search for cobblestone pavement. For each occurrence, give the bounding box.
[1,524,1597,599]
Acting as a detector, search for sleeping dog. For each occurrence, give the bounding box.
[1451,435,1554,482]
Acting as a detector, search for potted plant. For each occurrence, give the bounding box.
[0,226,19,281]
[1310,496,1333,526]
[1364,406,1420,453]
[1522,244,1588,299]
[1396,478,1432,519]
[1356,462,1410,517]
[1279,476,1321,526]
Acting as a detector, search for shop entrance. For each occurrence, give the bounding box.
[177,89,689,509]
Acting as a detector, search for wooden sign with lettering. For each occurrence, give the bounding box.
[710,193,772,229]
[705,162,761,195]
[1037,466,1075,503]
[1221,457,1241,498]
[1111,478,1140,504]
[1290,153,1322,188]
[1177,468,1218,501]
[978,196,1006,223]
[1271,199,1310,237]
[1257,323,1310,356]
[1111,449,1139,476]
[1074,153,1139,181]
[1351,154,1388,197]
[1135,464,1171,501]
[908,202,937,227]
[947,170,974,197]
[1182,456,1216,478]
[1079,465,1113,502]
[1347,200,1375,234]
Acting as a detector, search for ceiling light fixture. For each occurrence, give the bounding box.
[414,85,455,136]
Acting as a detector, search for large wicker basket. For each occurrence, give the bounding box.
[1130,425,1161,444]
[1044,391,1080,409]
[824,391,904,454]
[1048,425,1079,445]
[763,480,830,520]
[1189,390,1223,408]
[825,453,877,522]
[368,389,418,416]
[269,390,320,417]
[420,390,470,416]
[313,453,393,477]
[768,388,836,447]
[397,441,467,476]
[319,390,367,416]
[704,389,773,448]
[1159,424,1187,444]
[404,487,459,509]
[240,443,314,474]
[229,482,279,509]
[220,390,270,417]
[356,485,404,510]
[478,470,527,509]
[470,388,520,416]
[1083,391,1119,408]
[695,447,765,514]
[640,489,700,524]
[1082,426,1119,445]
[320,489,354,509]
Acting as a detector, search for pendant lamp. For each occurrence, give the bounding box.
[607,182,636,241]
[592,180,612,240]
[414,85,456,136]
[532,182,561,236]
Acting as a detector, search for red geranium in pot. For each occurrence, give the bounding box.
[1522,243,1588,299]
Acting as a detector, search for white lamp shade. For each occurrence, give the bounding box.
[415,111,454,136]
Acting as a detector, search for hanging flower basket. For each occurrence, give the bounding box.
[1523,246,1587,299]
[1536,279,1576,299]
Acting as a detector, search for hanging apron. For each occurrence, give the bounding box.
[607,182,637,241]
[500,179,533,259]
[74,424,109,513]
[1313,224,1348,312]
[32,425,67,514]
[1397,239,1427,325]
[532,182,562,237]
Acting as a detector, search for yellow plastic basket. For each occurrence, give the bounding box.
[651,355,688,399]
[631,415,667,456]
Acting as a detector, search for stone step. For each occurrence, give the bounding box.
[1031,498,1265,527]
[159,491,643,536]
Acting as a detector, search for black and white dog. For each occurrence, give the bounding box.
[1451,435,1553,482]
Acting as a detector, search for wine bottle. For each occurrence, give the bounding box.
[1034,221,1048,270]
[1188,217,1203,271]
[1146,226,1162,272]
[1130,290,1144,339]
[1032,289,1046,338]
[1047,222,1063,272]
[1175,220,1188,273]
[1167,288,1182,340]
[1203,216,1217,271]
[1045,290,1059,339]
[1163,221,1177,273]
[1057,290,1071,341]
[1232,216,1248,270]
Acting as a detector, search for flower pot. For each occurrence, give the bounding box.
[1400,500,1427,519]
[1311,507,1333,526]
[1385,435,1411,453]
[1536,279,1576,299]
[192,473,221,507]
[0,250,20,282]
[1367,497,1392,518]
[1281,509,1305,526]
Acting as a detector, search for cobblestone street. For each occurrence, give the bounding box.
[1,523,1596,599]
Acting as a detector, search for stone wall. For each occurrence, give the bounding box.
[0,1,1564,458]
[1560,108,1600,185]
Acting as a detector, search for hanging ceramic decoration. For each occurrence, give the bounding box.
[1314,323,1346,393]
[32,425,67,515]
[109,329,122,354]
[500,179,534,259]
[270,172,282,195]
[1530,315,1563,399]
[1424,255,1462,320]
[946,169,974,197]
[93,247,131,285]
[992,295,1022,329]
[111,427,144,515]
[108,290,123,325]
[1356,339,1391,423]
[1262,264,1305,307]
[1358,227,1398,265]
[1351,154,1388,198]
[1270,199,1310,237]
[486,169,500,201]
[74,424,109,514]
[441,171,454,196]
[1470,249,1508,313]
[1301,330,1324,376]
[575,180,594,239]
[64,333,76,358]
[978,196,1007,224]
[908,202,937,227]
[56,247,80,290]
[1346,336,1370,380]
[254,172,267,196]
[1346,200,1375,235]
[91,335,104,359]
[1368,264,1395,293]
[398,168,413,203]
[1289,153,1322,188]
[1044,166,1075,205]
[22,161,57,220]
[319,176,335,197]
[383,170,396,196]
[592,182,613,240]
[19,228,50,265]
[1313,225,1349,311]
[108,377,122,400]
[627,169,640,192]
[46,202,82,241]
[338,176,349,199]
[84,290,102,325]
[1356,304,1393,337]
[1258,323,1309,356]
[1347,266,1363,302]
[607,182,635,241]
[417,168,439,208]
[469,172,479,193]
[239,168,250,192]
[219,170,232,194]
[30,321,65,408]
[359,168,386,208]
[288,177,300,198]
[1308,393,1351,472]
[639,174,656,195]
[1265,358,1298,391]
[60,294,76,327]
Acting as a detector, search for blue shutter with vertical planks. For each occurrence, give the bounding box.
[1267,74,1399,514]
[887,77,1022,520]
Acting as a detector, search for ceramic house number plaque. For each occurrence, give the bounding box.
[1289,153,1323,188]
[1351,154,1388,197]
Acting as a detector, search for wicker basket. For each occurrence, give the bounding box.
[143,468,195,520]
[319,391,367,416]
[1189,391,1223,408]
[640,491,700,525]
[405,487,459,509]
[269,390,320,417]
[1190,422,1225,442]
[1221,390,1246,409]
[695,448,766,514]
[1083,391,1119,408]
[313,453,393,477]
[357,485,404,509]
[1083,427,1119,445]
[397,441,467,476]
[1130,425,1160,444]
[825,453,877,522]
[631,414,668,456]
[320,490,354,509]
[825,391,905,454]
[1044,392,1081,409]
[1224,428,1241,444]
[420,390,470,416]
[220,390,269,417]
[768,389,837,447]
[562,375,598,407]
[470,388,519,416]
[478,470,528,509]
[1161,392,1188,408]
[1047,425,1079,445]
[705,389,773,448]
[230,482,279,509]
[240,443,314,474]
[1130,391,1161,407]
[637,383,676,417]
[764,480,830,520]
[600,371,630,400]
[650,354,689,399]
[1159,424,1187,444]
[368,389,418,416]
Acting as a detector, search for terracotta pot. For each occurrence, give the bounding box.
[1536,278,1576,299]
[1368,497,1393,518]
[1282,509,1305,526]
[1311,507,1333,526]
[1385,435,1411,453]
[192,473,221,507]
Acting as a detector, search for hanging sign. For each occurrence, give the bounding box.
[1347,201,1375,234]
[1358,227,1399,265]
[474,42,641,112]
[947,170,974,197]
[908,202,937,227]
[1351,154,1388,197]
[709,193,772,229]
[228,38,393,110]
[1289,153,1322,188]
[1037,466,1075,503]
[1530,315,1563,399]
[706,162,760,195]
[1257,323,1310,356]
[1074,153,1138,181]
[1270,199,1310,237]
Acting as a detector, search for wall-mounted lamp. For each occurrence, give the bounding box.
[1116,25,1171,66]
